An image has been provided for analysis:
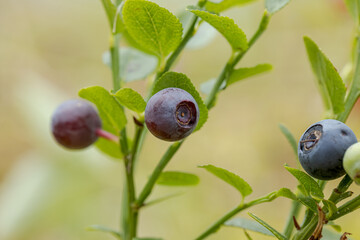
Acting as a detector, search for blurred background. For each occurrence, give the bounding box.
[0,0,359,239]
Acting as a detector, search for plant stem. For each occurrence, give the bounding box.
[135,141,183,208]
[283,201,302,238]
[329,194,360,220]
[96,129,119,142]
[292,215,318,240]
[110,34,122,92]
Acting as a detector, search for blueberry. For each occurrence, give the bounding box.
[298,119,357,180]
[343,142,360,185]
[145,88,199,141]
[51,99,102,149]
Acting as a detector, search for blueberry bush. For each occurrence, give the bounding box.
[50,0,360,239]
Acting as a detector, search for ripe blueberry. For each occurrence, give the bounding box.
[343,142,360,185]
[145,88,199,141]
[51,99,102,149]
[298,119,357,180]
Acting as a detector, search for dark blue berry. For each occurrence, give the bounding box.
[145,88,199,141]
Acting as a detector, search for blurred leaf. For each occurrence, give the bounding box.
[248,213,287,240]
[86,225,122,239]
[297,196,318,213]
[278,124,297,156]
[265,0,291,14]
[206,0,258,13]
[153,72,208,131]
[186,22,217,49]
[100,0,124,34]
[145,192,185,207]
[103,47,158,82]
[227,64,272,86]
[244,230,254,240]
[95,138,122,159]
[122,0,183,59]
[276,188,297,200]
[284,166,324,200]
[133,238,162,240]
[225,218,273,236]
[199,164,252,199]
[156,171,200,186]
[323,199,337,218]
[304,36,346,117]
[327,222,342,232]
[344,0,358,20]
[200,78,226,95]
[114,88,146,113]
[189,8,248,52]
[79,86,127,135]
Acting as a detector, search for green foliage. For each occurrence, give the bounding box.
[275,188,297,200]
[323,199,337,218]
[122,0,183,60]
[86,225,122,239]
[227,64,272,86]
[156,171,200,186]
[199,164,252,199]
[205,0,258,13]
[265,0,291,14]
[225,218,274,236]
[78,86,127,135]
[248,213,287,240]
[100,0,124,34]
[95,138,123,159]
[153,72,208,131]
[278,124,297,156]
[114,88,146,113]
[297,196,318,213]
[189,8,248,52]
[304,36,346,118]
[103,47,158,82]
[284,166,324,200]
[344,0,358,20]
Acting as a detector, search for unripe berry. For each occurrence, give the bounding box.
[343,142,360,185]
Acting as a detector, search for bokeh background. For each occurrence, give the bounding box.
[1,0,360,239]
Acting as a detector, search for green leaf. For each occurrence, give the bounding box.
[322,199,337,218]
[199,164,252,199]
[248,213,287,240]
[344,0,358,20]
[144,192,185,207]
[227,64,272,86]
[284,166,324,200]
[79,86,127,135]
[200,78,226,95]
[114,88,146,113]
[327,222,342,232]
[189,8,248,52]
[225,218,273,236]
[100,0,124,34]
[86,225,122,239]
[265,0,291,14]
[275,188,297,200]
[297,196,318,213]
[122,0,183,59]
[156,171,200,186]
[278,124,297,156]
[304,36,346,117]
[206,0,258,13]
[103,47,158,82]
[153,72,208,131]
[95,138,122,159]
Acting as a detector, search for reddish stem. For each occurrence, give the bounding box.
[96,129,119,143]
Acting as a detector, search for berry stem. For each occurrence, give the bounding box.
[96,129,119,143]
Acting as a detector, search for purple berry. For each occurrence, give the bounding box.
[145,88,199,141]
[51,99,102,149]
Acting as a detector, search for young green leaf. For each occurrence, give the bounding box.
[199,164,252,199]
[114,88,146,113]
[227,64,272,86]
[144,192,185,208]
[297,196,318,213]
[304,36,346,117]
[248,213,287,240]
[278,123,297,156]
[95,138,123,159]
[265,0,291,14]
[153,72,208,131]
[206,0,258,13]
[100,0,124,34]
[322,199,337,218]
[276,188,297,200]
[79,86,127,135]
[284,166,324,200]
[327,222,342,232]
[189,8,248,52]
[156,171,200,186]
[102,47,158,82]
[225,218,273,236]
[122,0,183,59]
[86,225,122,239]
